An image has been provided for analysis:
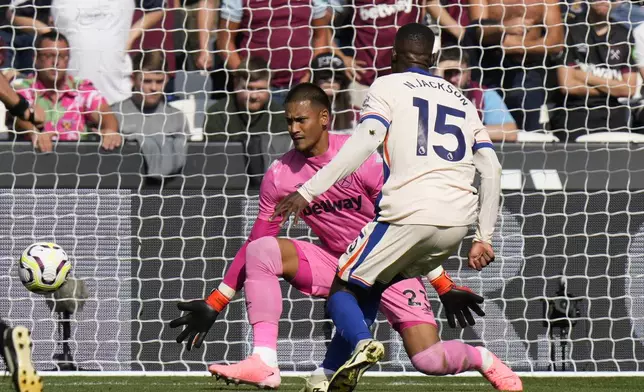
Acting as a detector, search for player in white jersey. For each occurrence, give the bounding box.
[273,23,518,392]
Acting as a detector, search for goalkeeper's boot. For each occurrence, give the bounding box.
[299,368,334,392]
[1,326,43,392]
[326,339,384,392]
[478,348,523,391]
[208,354,281,389]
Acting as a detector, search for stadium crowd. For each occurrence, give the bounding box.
[0,0,643,176]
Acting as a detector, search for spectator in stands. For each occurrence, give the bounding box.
[477,0,564,132]
[611,0,644,26]
[311,53,357,133]
[130,4,178,97]
[204,57,289,179]
[51,0,164,105]
[5,0,53,73]
[216,0,331,101]
[12,30,121,152]
[551,0,638,141]
[435,48,517,142]
[173,0,217,71]
[329,0,425,107]
[112,51,188,178]
[0,2,14,75]
[561,0,587,23]
[427,0,484,50]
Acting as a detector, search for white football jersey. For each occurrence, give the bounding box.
[361,68,493,226]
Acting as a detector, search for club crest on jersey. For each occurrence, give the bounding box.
[338,177,352,188]
[302,195,362,216]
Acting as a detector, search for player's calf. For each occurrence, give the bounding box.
[410,341,482,375]
[1,325,42,392]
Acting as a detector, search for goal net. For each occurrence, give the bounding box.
[0,0,644,375]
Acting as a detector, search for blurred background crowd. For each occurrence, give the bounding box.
[1,0,643,177]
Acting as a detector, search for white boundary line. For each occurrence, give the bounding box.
[39,371,644,377]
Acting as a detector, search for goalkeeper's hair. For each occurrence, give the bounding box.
[131,50,168,73]
[285,83,331,113]
[35,29,69,49]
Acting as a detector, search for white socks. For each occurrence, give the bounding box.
[253,346,278,368]
[476,346,494,372]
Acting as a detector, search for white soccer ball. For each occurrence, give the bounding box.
[19,242,72,294]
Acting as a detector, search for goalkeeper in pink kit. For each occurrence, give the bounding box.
[170,83,520,391]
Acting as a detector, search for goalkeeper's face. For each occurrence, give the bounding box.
[285,100,329,155]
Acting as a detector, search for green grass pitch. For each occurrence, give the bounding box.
[36,376,643,392]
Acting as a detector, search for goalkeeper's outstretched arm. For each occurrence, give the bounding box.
[170,168,282,350]
[210,218,281,309]
[0,74,44,126]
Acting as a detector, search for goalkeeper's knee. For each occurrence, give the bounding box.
[246,237,283,277]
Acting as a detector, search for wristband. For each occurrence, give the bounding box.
[205,289,230,312]
[430,270,456,296]
[8,95,30,119]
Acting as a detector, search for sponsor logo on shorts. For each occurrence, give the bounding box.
[302,195,363,216]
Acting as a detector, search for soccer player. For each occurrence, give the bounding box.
[0,322,40,392]
[272,24,523,392]
[171,83,517,391]
[0,74,44,392]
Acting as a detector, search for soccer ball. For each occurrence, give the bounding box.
[19,242,72,294]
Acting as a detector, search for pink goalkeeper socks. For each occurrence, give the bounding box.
[244,237,283,351]
[410,341,483,375]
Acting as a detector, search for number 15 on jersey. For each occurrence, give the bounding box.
[413,97,466,162]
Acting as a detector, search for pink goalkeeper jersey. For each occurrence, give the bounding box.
[221,132,384,292]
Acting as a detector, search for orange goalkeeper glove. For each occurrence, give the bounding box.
[169,289,230,350]
[430,269,485,328]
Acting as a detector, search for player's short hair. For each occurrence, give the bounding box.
[131,50,168,73]
[438,48,469,66]
[235,57,271,84]
[394,23,436,59]
[35,29,69,49]
[284,83,331,113]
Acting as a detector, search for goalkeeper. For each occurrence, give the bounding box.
[0,74,44,392]
[171,83,510,391]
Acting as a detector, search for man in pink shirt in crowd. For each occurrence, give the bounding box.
[171,83,518,391]
[12,30,121,153]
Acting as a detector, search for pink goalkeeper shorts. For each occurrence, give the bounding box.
[289,239,437,330]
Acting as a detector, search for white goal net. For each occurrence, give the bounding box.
[0,0,643,375]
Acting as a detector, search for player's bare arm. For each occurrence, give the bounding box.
[0,74,45,127]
